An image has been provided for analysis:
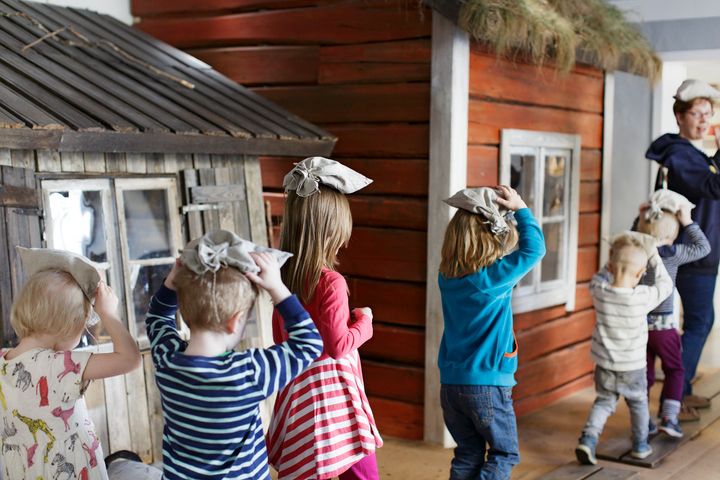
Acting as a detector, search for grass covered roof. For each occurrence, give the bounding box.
[456,0,661,79]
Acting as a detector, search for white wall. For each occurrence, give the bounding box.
[39,0,132,24]
[609,0,720,22]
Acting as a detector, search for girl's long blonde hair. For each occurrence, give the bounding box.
[280,188,353,303]
[439,209,518,278]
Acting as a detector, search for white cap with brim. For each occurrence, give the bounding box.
[674,79,720,102]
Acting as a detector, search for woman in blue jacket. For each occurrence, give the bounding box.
[646,79,720,416]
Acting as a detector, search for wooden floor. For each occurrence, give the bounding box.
[373,329,720,480]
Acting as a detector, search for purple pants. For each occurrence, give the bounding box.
[338,453,380,480]
[647,329,685,403]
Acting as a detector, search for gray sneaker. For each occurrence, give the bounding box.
[649,419,658,435]
[575,434,598,465]
[631,441,653,459]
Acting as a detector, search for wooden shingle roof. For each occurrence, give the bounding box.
[0,0,335,156]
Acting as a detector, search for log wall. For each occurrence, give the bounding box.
[134,0,432,440]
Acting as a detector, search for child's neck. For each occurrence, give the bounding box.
[184,329,235,357]
[612,272,638,289]
[7,334,63,359]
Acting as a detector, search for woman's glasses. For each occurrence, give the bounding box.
[686,110,714,120]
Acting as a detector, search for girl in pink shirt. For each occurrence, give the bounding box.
[267,158,382,480]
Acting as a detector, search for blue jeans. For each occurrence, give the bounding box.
[440,385,519,480]
[582,366,648,445]
[677,273,716,396]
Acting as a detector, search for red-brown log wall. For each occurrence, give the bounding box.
[467,47,604,414]
[134,0,432,440]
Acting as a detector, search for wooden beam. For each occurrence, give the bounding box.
[368,396,423,440]
[347,277,426,327]
[0,184,38,208]
[360,324,424,366]
[362,360,424,404]
[329,124,428,158]
[424,12,468,447]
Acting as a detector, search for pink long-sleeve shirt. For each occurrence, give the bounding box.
[272,269,373,360]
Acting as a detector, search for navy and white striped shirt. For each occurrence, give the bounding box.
[146,285,323,479]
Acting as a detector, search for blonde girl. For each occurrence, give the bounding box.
[438,186,545,480]
[267,157,382,480]
[0,252,140,480]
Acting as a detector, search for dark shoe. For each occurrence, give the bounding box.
[575,434,598,465]
[649,419,658,435]
[631,441,653,459]
[659,417,684,438]
[679,404,701,422]
[684,394,711,409]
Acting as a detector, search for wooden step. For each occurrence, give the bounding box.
[540,462,639,479]
[595,370,720,468]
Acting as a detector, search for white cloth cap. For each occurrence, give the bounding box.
[16,247,101,326]
[644,189,695,222]
[283,156,372,197]
[674,79,720,102]
[181,230,292,275]
[444,187,513,237]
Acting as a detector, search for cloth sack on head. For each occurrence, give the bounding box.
[180,230,292,275]
[674,79,720,102]
[16,247,101,326]
[283,156,373,197]
[444,187,513,237]
[610,231,657,259]
[644,189,695,222]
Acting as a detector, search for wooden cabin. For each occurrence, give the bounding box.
[133,0,652,446]
[0,0,333,463]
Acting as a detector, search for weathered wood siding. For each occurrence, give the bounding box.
[134,0,432,440]
[1,149,267,463]
[467,47,603,414]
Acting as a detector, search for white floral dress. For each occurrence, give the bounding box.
[0,347,107,480]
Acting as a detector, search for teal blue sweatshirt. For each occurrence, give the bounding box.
[438,208,545,387]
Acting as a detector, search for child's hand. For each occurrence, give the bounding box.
[352,307,373,322]
[94,281,119,320]
[245,252,291,304]
[638,202,650,214]
[164,258,182,290]
[677,204,693,227]
[494,185,527,211]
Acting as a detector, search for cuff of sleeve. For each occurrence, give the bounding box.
[154,284,178,307]
[276,295,309,324]
[514,208,532,220]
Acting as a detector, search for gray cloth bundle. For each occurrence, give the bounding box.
[283,156,373,197]
[444,187,513,237]
[644,189,694,222]
[16,247,102,326]
[180,230,292,275]
[674,79,720,101]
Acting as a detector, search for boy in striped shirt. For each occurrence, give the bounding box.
[146,241,323,479]
[576,232,672,465]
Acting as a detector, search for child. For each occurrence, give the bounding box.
[0,248,141,479]
[636,190,710,435]
[575,232,672,465]
[267,157,382,480]
[438,185,545,480]
[146,230,322,480]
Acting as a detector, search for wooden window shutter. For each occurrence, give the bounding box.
[0,166,42,346]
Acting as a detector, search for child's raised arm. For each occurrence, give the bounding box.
[674,206,711,264]
[82,282,142,381]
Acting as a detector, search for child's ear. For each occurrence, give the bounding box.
[635,267,647,280]
[224,311,246,334]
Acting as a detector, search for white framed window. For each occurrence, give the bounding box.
[500,129,581,313]
[41,176,183,344]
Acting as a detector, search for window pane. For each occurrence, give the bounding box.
[510,154,535,208]
[130,263,173,335]
[541,222,564,282]
[47,190,107,262]
[123,190,172,260]
[543,154,568,217]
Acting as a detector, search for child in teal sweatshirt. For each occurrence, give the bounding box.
[438,185,545,480]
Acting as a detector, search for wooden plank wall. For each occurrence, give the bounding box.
[466,48,603,414]
[134,0,432,440]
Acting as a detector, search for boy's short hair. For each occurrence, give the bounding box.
[609,236,648,273]
[11,269,91,339]
[175,265,258,332]
[637,211,680,243]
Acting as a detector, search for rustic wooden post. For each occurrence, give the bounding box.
[424,12,469,447]
[600,72,615,268]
